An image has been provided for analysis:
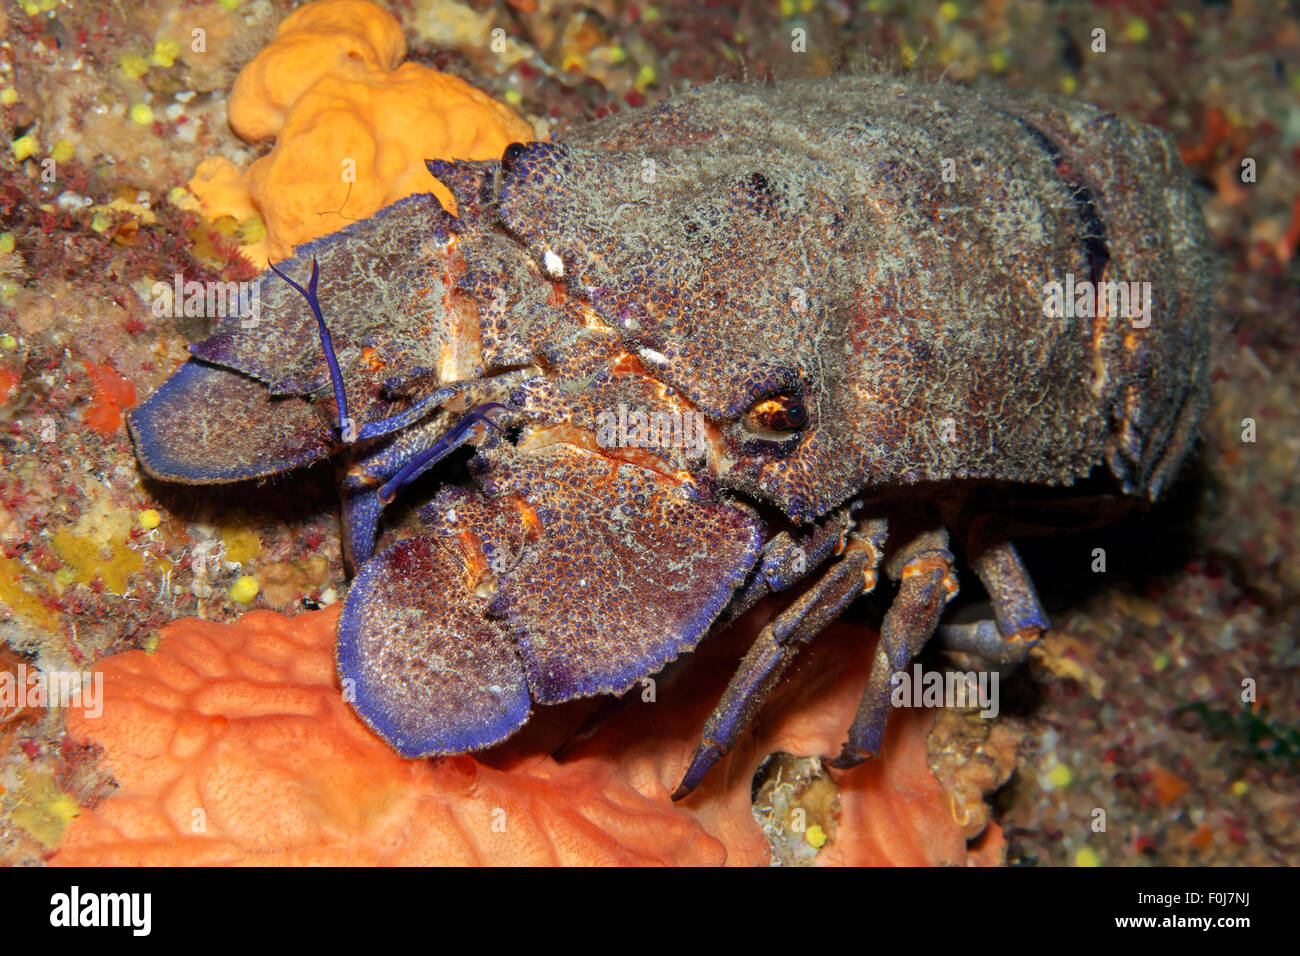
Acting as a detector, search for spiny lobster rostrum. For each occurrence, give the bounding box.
[130,76,1211,797]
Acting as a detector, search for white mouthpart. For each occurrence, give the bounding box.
[638,348,668,366]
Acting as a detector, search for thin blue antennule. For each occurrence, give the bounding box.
[269,256,356,443]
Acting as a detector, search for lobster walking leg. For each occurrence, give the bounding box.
[340,413,451,572]
[671,520,888,800]
[936,525,1049,666]
[720,506,864,627]
[828,527,959,768]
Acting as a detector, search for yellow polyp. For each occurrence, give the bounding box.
[9,769,81,849]
[0,233,13,254]
[0,88,18,106]
[805,824,828,849]
[220,522,262,564]
[0,557,57,628]
[209,214,242,238]
[103,197,157,225]
[49,792,81,826]
[1047,763,1073,789]
[1125,18,1150,43]
[129,103,155,125]
[12,135,38,162]
[167,186,201,212]
[50,530,144,595]
[50,140,75,164]
[139,509,162,530]
[235,213,267,245]
[1075,846,1100,867]
[119,54,151,79]
[152,39,181,68]
[229,575,260,604]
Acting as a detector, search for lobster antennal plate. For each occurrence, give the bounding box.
[337,531,531,756]
[486,444,766,703]
[127,359,335,483]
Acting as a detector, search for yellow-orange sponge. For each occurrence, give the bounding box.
[228,0,406,142]
[191,0,533,264]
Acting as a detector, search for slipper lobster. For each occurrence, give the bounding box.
[129,76,1211,797]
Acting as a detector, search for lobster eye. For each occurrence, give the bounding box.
[501,142,527,173]
[744,394,807,434]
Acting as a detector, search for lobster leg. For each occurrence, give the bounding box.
[342,414,447,572]
[720,505,865,627]
[937,529,1049,666]
[375,403,511,503]
[671,519,888,800]
[340,405,513,571]
[828,527,959,768]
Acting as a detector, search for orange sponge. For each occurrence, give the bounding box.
[228,0,406,142]
[54,604,988,866]
[190,0,533,264]
[81,360,137,435]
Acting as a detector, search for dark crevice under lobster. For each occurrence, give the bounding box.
[128,76,1211,798]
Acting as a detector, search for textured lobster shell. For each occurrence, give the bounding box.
[492,76,1211,520]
